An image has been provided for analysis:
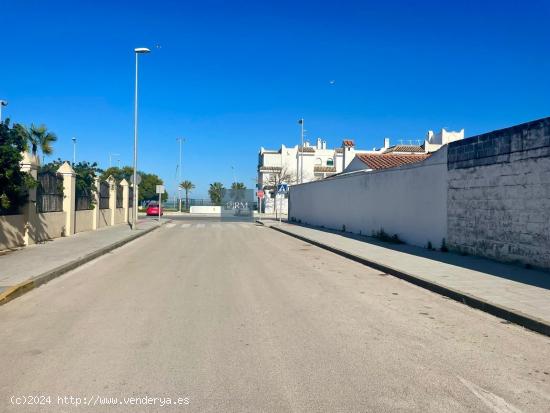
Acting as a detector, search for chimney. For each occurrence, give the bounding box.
[316,137,322,149]
[322,140,327,149]
[342,139,356,169]
[384,137,390,149]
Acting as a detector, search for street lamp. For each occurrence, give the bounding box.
[0,100,8,122]
[132,47,151,230]
[71,137,77,164]
[298,118,304,183]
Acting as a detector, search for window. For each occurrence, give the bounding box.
[326,158,334,166]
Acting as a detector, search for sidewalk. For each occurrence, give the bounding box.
[0,218,163,305]
[261,220,550,336]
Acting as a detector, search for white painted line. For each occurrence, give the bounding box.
[457,376,522,413]
[166,223,176,229]
[180,223,191,228]
[196,223,205,229]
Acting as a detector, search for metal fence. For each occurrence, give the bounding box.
[99,181,110,209]
[116,185,123,208]
[36,172,63,213]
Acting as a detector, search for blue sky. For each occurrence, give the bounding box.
[1,0,549,198]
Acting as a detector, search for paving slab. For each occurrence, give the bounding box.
[262,221,550,335]
[0,218,162,297]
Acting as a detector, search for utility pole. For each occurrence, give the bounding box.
[72,137,77,164]
[176,137,185,212]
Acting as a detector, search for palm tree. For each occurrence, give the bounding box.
[208,182,224,206]
[179,180,195,211]
[19,123,57,159]
[231,182,246,190]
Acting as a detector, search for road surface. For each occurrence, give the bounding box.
[0,217,549,412]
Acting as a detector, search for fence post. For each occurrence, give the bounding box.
[20,152,39,245]
[120,179,129,223]
[108,175,116,226]
[92,177,100,230]
[57,162,76,237]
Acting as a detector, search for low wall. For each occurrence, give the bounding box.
[115,208,125,224]
[447,117,550,269]
[98,208,111,228]
[289,147,448,248]
[30,211,67,242]
[190,206,222,214]
[0,215,25,250]
[75,209,94,233]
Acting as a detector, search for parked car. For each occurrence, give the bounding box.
[146,202,163,216]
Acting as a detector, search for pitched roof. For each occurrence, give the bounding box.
[259,166,282,172]
[298,146,315,153]
[314,166,337,173]
[355,154,430,170]
[384,144,425,154]
[342,139,355,147]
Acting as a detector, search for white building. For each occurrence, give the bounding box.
[257,128,464,213]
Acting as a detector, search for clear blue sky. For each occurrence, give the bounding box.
[2,0,549,198]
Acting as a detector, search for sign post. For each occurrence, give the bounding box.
[276,183,289,224]
[257,189,264,220]
[156,184,165,224]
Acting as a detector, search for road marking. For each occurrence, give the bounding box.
[196,223,205,229]
[166,223,176,229]
[180,224,191,228]
[457,376,523,413]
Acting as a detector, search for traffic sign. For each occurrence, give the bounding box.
[257,190,264,199]
[130,174,142,185]
[156,185,165,194]
[277,183,289,193]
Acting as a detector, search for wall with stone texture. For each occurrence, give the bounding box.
[447,117,550,269]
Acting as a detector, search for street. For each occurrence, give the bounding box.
[0,217,549,412]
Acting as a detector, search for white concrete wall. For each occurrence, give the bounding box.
[289,147,448,248]
[115,208,125,224]
[190,206,222,214]
[0,215,25,250]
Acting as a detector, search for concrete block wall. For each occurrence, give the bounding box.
[447,117,550,269]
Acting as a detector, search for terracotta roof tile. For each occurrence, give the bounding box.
[355,154,430,170]
[298,146,315,153]
[342,139,355,147]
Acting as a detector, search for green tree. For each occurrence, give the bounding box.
[100,166,134,182]
[16,123,57,158]
[231,182,246,190]
[0,120,36,213]
[208,182,224,205]
[179,180,195,210]
[139,172,167,202]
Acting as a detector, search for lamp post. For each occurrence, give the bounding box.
[132,47,151,230]
[298,118,304,183]
[0,100,8,122]
[71,137,77,164]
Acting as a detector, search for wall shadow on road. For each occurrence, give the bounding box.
[284,222,550,290]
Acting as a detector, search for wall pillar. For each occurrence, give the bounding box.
[20,152,39,245]
[92,177,100,230]
[120,179,129,223]
[108,176,116,226]
[57,162,76,237]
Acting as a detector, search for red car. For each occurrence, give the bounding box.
[146,202,163,216]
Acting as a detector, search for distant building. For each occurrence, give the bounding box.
[257,128,464,212]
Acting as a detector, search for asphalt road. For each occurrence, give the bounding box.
[0,217,549,412]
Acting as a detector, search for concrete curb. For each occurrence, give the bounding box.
[0,222,165,307]
[267,223,550,337]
